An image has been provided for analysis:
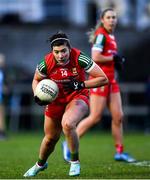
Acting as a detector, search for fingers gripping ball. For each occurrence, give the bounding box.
[34,79,59,105]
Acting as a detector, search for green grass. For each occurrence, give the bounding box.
[0,131,150,179]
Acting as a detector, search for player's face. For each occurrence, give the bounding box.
[101,10,117,33]
[53,45,70,65]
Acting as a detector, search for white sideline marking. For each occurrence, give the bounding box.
[131,161,150,167]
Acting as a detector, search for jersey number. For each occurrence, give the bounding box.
[61,70,68,77]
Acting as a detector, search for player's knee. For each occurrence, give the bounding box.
[112,112,124,125]
[62,121,75,134]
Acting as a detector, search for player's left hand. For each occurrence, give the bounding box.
[34,96,49,106]
[113,54,125,71]
[63,78,85,92]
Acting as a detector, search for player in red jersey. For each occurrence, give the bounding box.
[62,8,136,163]
[23,31,108,177]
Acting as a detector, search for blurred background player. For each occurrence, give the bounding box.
[62,8,136,163]
[94,0,150,31]
[0,54,7,140]
[23,31,108,177]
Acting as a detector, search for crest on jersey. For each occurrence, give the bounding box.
[72,67,78,75]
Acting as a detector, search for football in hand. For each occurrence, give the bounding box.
[34,79,59,103]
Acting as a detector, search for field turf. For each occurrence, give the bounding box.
[0,131,150,179]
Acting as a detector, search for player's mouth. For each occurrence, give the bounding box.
[110,23,116,28]
[57,58,69,65]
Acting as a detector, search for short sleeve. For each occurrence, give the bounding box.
[36,59,47,77]
[92,34,105,52]
[78,52,95,72]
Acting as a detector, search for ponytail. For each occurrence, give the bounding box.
[87,21,101,43]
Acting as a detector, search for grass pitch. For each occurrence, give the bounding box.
[0,131,150,179]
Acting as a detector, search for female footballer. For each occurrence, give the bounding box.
[23,31,108,177]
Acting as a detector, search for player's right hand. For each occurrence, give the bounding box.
[63,78,85,92]
[34,96,49,106]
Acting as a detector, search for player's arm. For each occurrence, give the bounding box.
[63,53,108,91]
[32,59,47,93]
[32,59,50,106]
[92,34,113,63]
[78,52,108,88]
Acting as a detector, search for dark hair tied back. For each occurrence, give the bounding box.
[47,31,71,48]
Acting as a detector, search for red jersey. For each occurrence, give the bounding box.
[92,26,118,80]
[38,48,89,104]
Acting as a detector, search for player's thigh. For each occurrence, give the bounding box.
[44,115,62,138]
[62,99,88,128]
[108,92,123,118]
[89,94,107,118]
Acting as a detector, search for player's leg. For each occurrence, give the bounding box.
[108,92,136,162]
[108,92,124,148]
[77,94,107,137]
[61,99,88,176]
[62,94,107,163]
[38,115,62,163]
[23,115,62,177]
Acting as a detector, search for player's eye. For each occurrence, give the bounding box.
[61,49,67,53]
[54,51,59,54]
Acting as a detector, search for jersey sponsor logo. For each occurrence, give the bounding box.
[50,78,68,83]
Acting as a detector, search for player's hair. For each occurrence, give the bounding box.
[87,8,115,43]
[48,31,71,49]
